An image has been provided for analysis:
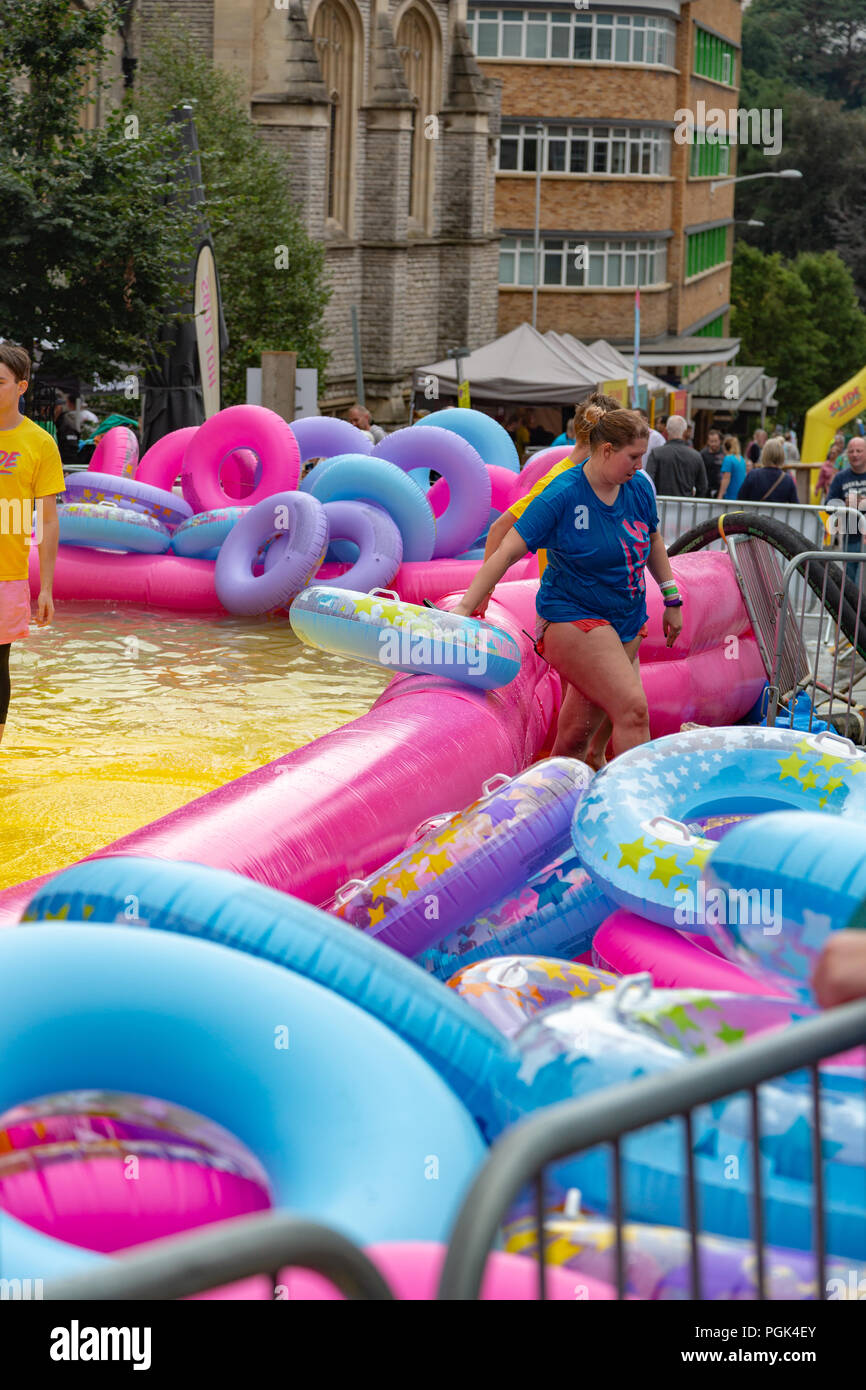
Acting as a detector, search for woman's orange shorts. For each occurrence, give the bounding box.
[535,617,647,658]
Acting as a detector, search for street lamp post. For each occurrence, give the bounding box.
[531,121,544,330]
[709,169,803,195]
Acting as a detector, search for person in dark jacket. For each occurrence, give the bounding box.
[700,427,725,496]
[738,436,798,504]
[646,415,707,496]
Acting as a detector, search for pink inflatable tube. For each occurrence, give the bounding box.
[135,426,198,490]
[182,405,300,512]
[7,558,765,923]
[28,544,223,611]
[2,582,561,920]
[90,426,139,478]
[197,1241,619,1301]
[512,446,573,498]
[593,910,784,994]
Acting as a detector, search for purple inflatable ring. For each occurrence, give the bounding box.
[215,491,329,616]
[289,416,372,464]
[318,501,403,591]
[65,471,192,527]
[373,426,491,559]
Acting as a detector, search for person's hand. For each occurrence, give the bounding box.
[35,589,54,625]
[812,931,866,1008]
[662,605,683,647]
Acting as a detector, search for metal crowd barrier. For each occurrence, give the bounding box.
[656,495,831,551]
[766,549,866,736]
[438,998,866,1300]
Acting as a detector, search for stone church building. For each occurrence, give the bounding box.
[133,1,503,423]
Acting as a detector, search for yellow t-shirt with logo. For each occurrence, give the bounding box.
[509,454,582,577]
[0,416,66,581]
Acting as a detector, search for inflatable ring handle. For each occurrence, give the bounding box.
[806,729,860,759]
[333,878,369,905]
[486,959,529,989]
[642,814,693,846]
[368,588,400,601]
[482,772,512,797]
[612,972,653,1020]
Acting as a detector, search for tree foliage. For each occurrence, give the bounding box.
[0,0,199,379]
[136,16,331,405]
[731,244,866,422]
[742,0,866,108]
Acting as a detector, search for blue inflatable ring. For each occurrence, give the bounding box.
[301,454,436,562]
[58,503,171,554]
[373,426,491,559]
[414,408,520,474]
[20,856,512,1136]
[0,924,485,1281]
[171,506,249,560]
[572,726,866,930]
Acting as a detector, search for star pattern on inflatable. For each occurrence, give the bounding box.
[617,836,651,871]
[423,848,451,875]
[649,854,681,888]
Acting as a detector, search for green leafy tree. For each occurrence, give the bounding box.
[742,0,866,108]
[136,19,331,405]
[734,88,866,306]
[0,0,199,379]
[732,244,866,421]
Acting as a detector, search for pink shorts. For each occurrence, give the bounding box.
[0,580,30,644]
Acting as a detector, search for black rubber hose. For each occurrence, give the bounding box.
[667,511,866,660]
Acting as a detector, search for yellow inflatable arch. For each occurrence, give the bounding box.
[802,365,866,498]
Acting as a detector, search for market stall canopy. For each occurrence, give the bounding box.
[685,362,778,413]
[545,332,668,394]
[637,333,740,369]
[415,323,601,404]
[587,339,669,394]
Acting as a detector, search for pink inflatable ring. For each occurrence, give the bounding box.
[65,471,191,527]
[182,406,300,512]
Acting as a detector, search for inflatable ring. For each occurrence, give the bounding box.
[512,445,574,499]
[290,415,372,464]
[572,726,866,930]
[417,846,613,980]
[330,758,592,957]
[703,810,866,1001]
[448,956,616,1038]
[0,924,485,1280]
[373,426,491,558]
[215,491,328,616]
[135,426,198,491]
[414,408,520,473]
[182,405,301,512]
[65,470,192,527]
[319,501,403,591]
[58,503,171,554]
[289,584,521,691]
[171,506,249,561]
[302,454,436,562]
[21,856,513,1136]
[89,426,139,478]
[592,910,780,995]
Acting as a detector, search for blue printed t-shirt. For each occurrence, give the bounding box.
[513,466,659,641]
[721,453,746,500]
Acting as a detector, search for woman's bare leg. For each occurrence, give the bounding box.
[552,681,606,764]
[543,624,649,758]
[581,638,643,765]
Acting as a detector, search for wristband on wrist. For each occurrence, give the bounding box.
[660,580,678,595]
[664,598,683,608]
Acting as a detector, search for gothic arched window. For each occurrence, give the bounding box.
[396,4,441,233]
[312,0,358,232]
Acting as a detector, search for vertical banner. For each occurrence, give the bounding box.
[194,242,221,419]
[457,379,471,409]
[632,288,640,407]
[669,389,689,417]
[600,379,630,407]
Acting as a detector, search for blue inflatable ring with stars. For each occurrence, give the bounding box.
[572,726,866,931]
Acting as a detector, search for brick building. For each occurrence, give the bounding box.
[128,0,503,424]
[469,0,744,374]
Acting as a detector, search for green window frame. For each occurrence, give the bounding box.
[693,26,736,86]
[685,226,728,278]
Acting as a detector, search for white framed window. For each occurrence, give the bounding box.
[499,235,668,288]
[497,123,671,176]
[467,8,676,65]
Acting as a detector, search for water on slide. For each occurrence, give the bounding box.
[0,604,390,889]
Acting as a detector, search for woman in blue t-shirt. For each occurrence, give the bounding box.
[454,401,683,765]
[718,434,746,501]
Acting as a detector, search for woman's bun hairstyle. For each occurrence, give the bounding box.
[574,391,649,451]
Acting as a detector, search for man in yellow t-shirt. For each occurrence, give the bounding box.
[0,344,65,743]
